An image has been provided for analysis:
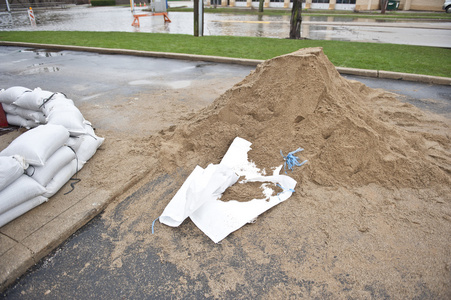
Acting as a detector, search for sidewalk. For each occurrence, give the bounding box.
[0,43,450,293]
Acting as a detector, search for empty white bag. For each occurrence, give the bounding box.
[159,137,297,243]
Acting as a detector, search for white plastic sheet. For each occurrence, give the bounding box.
[159,137,297,243]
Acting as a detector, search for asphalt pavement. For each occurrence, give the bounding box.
[0,45,450,297]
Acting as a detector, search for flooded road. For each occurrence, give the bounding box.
[1,6,450,47]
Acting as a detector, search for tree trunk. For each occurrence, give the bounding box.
[194,0,199,36]
[381,0,388,14]
[289,0,302,39]
[259,0,264,12]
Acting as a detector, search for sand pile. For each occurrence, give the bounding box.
[101,48,450,298]
[158,47,450,191]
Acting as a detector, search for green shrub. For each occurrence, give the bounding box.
[90,0,116,6]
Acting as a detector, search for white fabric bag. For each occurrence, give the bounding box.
[5,114,38,128]
[160,164,239,227]
[0,124,70,166]
[26,146,76,187]
[46,105,86,136]
[159,137,298,243]
[0,175,46,215]
[43,159,78,198]
[75,128,104,163]
[14,106,47,124]
[40,95,75,117]
[0,86,31,104]
[13,87,54,111]
[0,155,28,191]
[0,196,48,228]
[1,103,17,114]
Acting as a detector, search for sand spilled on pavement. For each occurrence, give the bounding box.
[3,47,448,298]
[99,48,451,298]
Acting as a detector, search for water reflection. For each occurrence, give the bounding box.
[20,48,65,57]
[1,6,450,46]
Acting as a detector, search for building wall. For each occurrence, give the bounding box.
[355,0,444,11]
[213,0,443,11]
[403,0,444,11]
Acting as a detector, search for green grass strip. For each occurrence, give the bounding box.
[1,31,450,77]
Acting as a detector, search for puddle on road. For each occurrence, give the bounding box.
[20,48,65,57]
[20,64,60,75]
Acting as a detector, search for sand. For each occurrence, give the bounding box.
[2,48,450,298]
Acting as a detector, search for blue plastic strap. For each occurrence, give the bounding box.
[280,148,308,174]
[276,183,295,194]
[276,183,295,201]
[151,217,159,234]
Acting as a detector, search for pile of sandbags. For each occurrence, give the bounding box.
[0,86,104,227]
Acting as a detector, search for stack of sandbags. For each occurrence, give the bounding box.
[0,86,50,128]
[0,87,105,227]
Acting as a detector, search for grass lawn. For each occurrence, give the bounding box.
[0,31,450,78]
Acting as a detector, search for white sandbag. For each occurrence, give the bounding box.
[0,86,31,104]
[6,114,38,128]
[14,106,47,124]
[0,175,46,215]
[0,155,28,191]
[0,124,70,166]
[13,87,54,111]
[76,131,104,163]
[1,103,17,114]
[43,159,78,198]
[40,95,75,116]
[26,146,76,186]
[46,105,86,136]
[65,136,83,152]
[0,196,48,228]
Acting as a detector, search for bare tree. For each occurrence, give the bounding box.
[289,0,302,39]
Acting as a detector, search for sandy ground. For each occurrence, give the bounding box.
[1,48,450,298]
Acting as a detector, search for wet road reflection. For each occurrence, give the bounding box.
[1,6,450,47]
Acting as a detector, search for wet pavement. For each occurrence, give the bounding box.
[1,46,450,298]
[1,46,449,118]
[0,46,253,132]
[1,5,450,47]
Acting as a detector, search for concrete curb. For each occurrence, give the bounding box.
[1,41,450,85]
[0,165,150,292]
[336,67,451,86]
